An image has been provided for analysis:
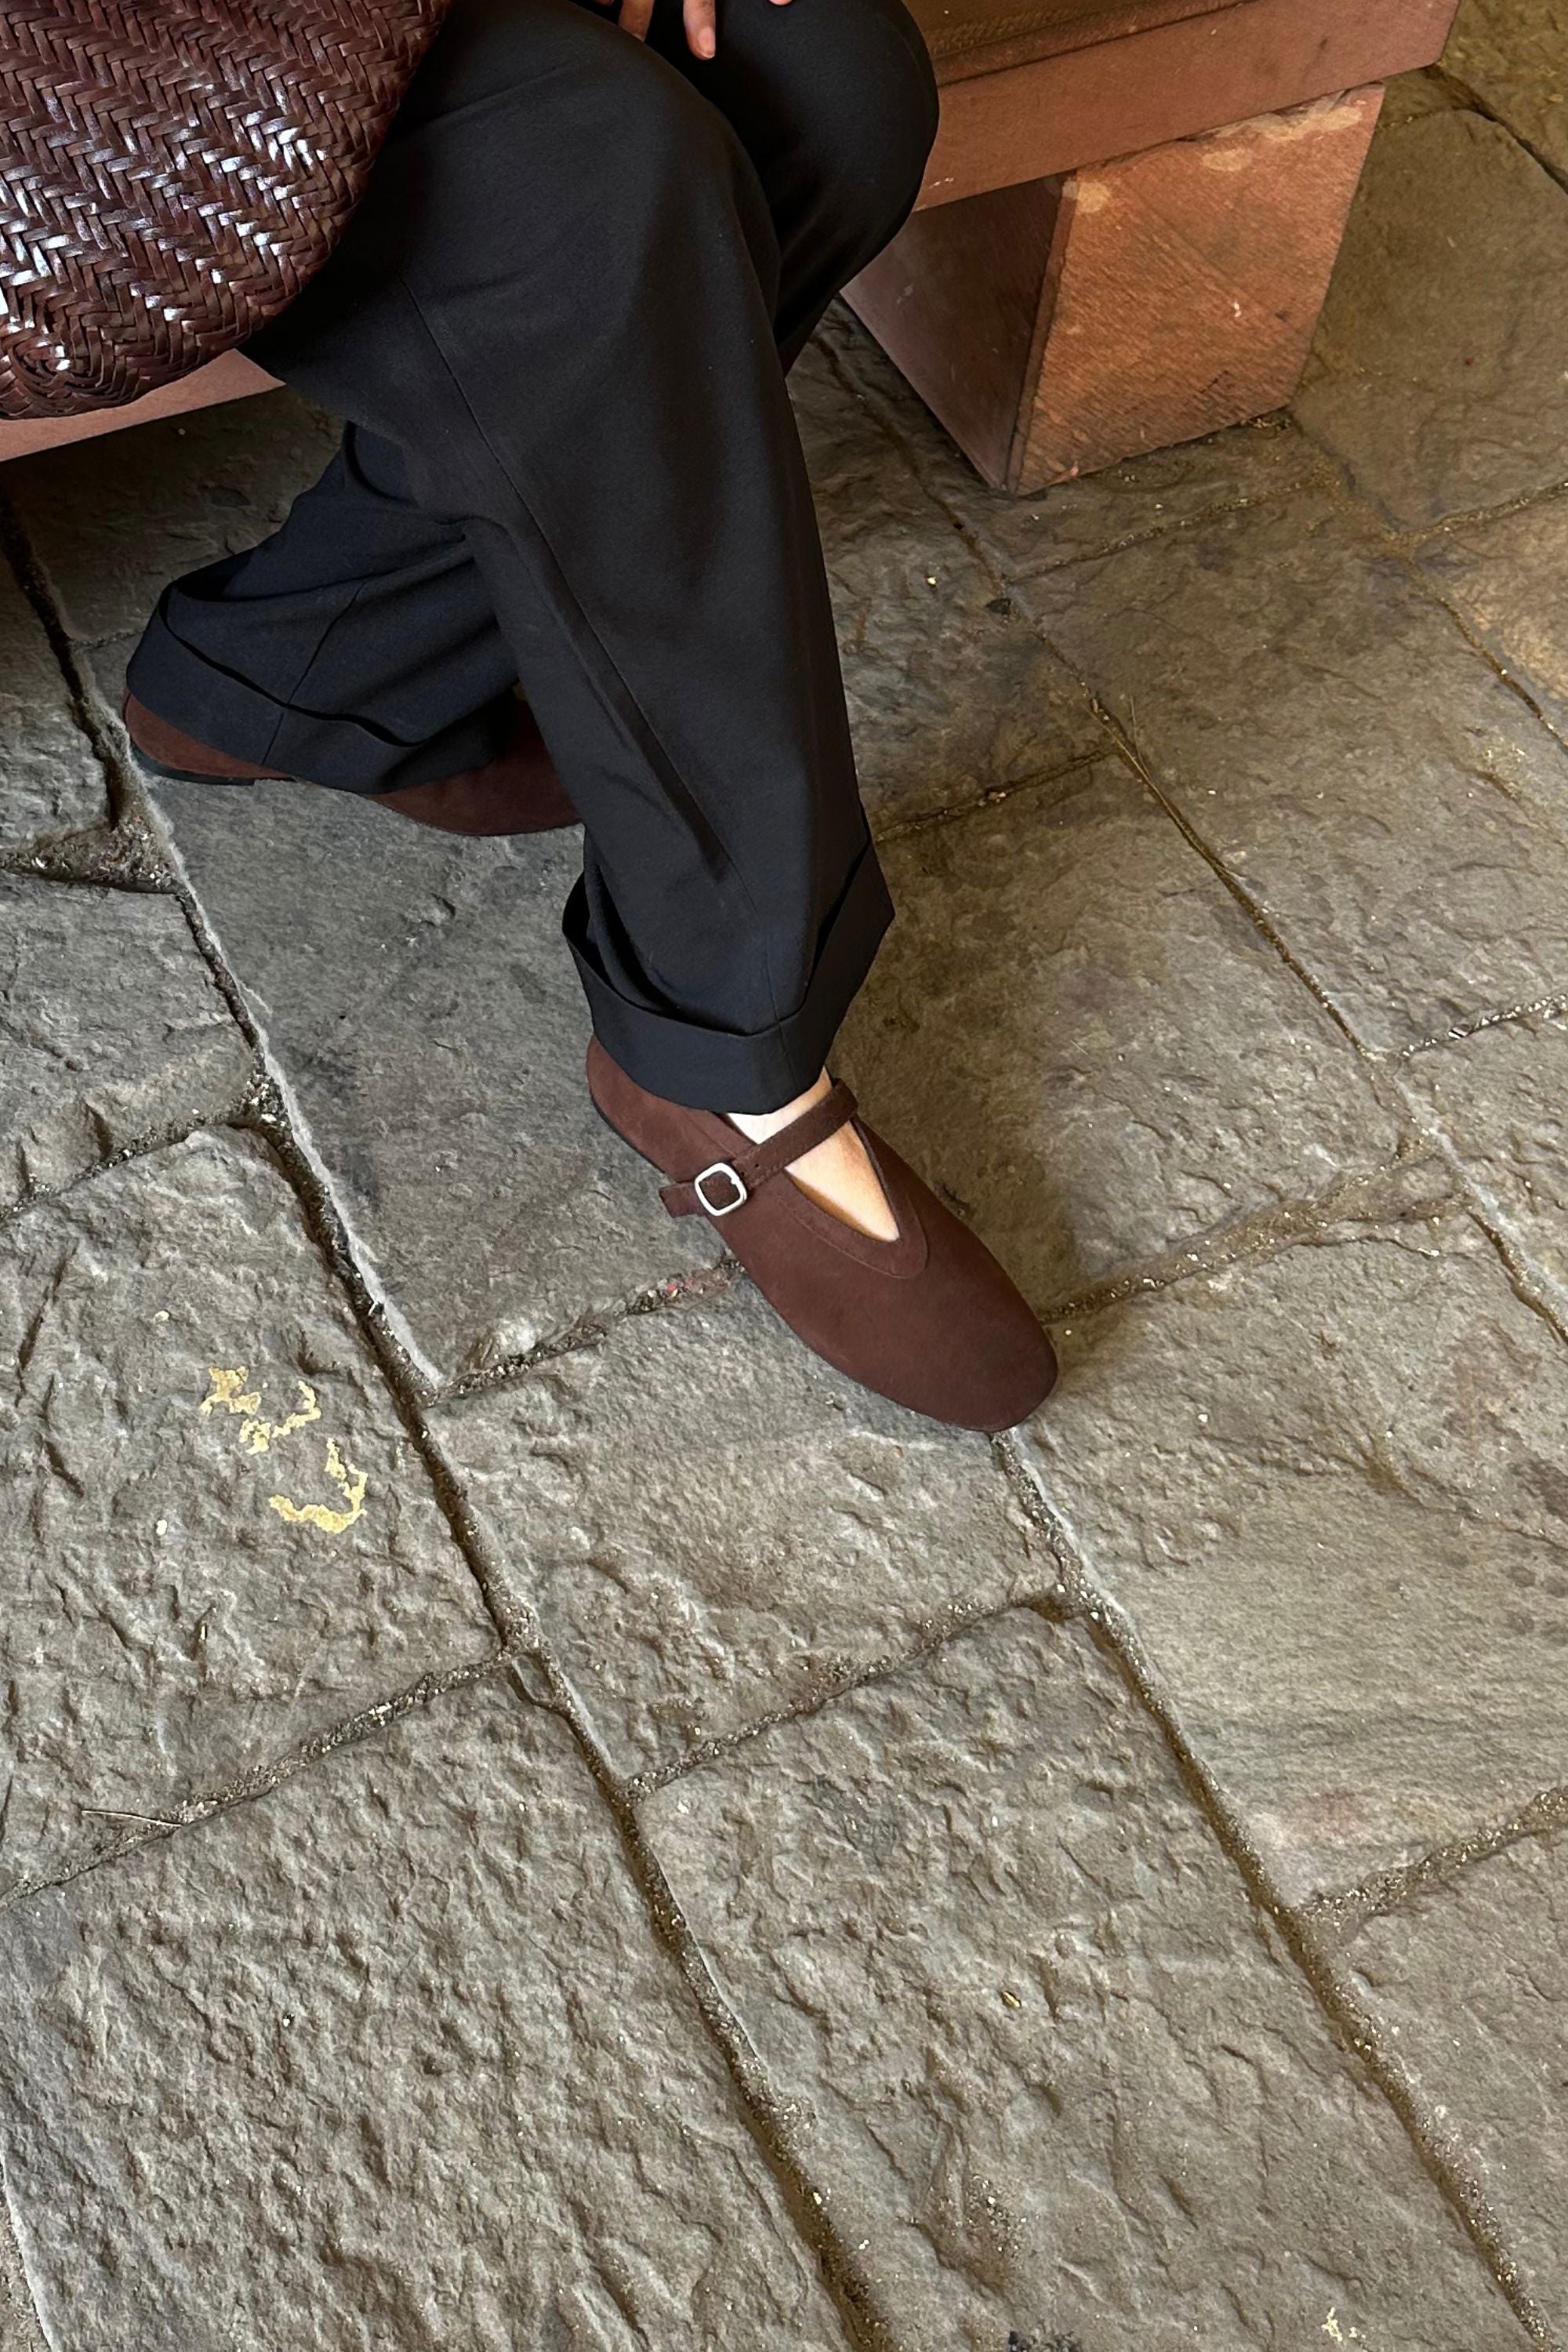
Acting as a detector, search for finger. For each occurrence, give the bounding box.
[684,0,717,54]
[618,0,655,38]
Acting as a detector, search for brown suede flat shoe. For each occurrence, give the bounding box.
[587,1039,1056,1432]
[122,692,578,837]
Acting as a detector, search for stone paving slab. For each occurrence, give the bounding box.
[0,1677,848,2351]
[790,344,1104,826]
[429,1278,1047,1778]
[0,870,249,1209]
[833,756,1403,1313]
[1443,0,1568,185]
[1340,1827,1568,2325]
[0,1127,495,1896]
[1399,1011,1568,1319]
[1294,110,1568,526]
[819,306,1323,579]
[0,2218,45,2352]
[641,1609,1528,2352]
[1377,67,1465,132]
[0,555,108,851]
[1018,485,1568,1052]
[5,390,339,645]
[1417,488,1568,746]
[126,753,720,1385]
[1023,1198,1568,1904]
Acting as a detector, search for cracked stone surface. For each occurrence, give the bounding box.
[1023,1197,1568,1904]
[0,1128,494,1895]
[641,1610,1528,2352]
[1341,1827,1568,2321]
[1294,110,1568,525]
[0,555,108,851]
[1417,488,1568,746]
[1442,0,1568,185]
[791,343,1103,826]
[132,768,720,1385]
[0,870,249,1209]
[1399,1012,1568,1319]
[0,1677,848,2351]
[820,305,1324,577]
[4,389,339,644]
[1018,486,1568,1051]
[429,1278,1047,1777]
[833,756,1403,1312]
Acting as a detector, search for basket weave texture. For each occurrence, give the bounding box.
[0,0,451,419]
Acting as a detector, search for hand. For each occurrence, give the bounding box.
[616,0,794,62]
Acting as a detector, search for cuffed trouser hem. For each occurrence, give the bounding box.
[126,597,510,793]
[565,837,894,1113]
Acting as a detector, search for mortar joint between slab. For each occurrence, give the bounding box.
[835,324,1568,1105]
[1385,1087,1568,1352]
[0,1654,506,1918]
[0,827,172,890]
[1040,1149,1460,1327]
[230,1044,578,1658]
[1076,701,1386,1054]
[0,1076,261,1232]
[0,488,146,847]
[1425,64,1568,201]
[1396,993,1568,1059]
[868,750,1111,847]
[228,1067,528,1653]
[626,1587,1073,1802]
[1388,541,1568,764]
[1301,1780,1568,1946]
[1405,475,1568,554]
[847,441,1386,1070]
[1004,1444,1560,2346]
[495,1646,908,2352]
[0,2156,59,2352]
[438,1257,744,1404]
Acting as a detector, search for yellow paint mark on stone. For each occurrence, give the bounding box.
[269,1438,367,1534]
[200,1366,321,1455]
[243,1382,321,1456]
[201,1366,263,1421]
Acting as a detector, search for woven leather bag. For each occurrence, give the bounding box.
[0,0,454,420]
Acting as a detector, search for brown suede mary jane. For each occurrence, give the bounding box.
[587,1039,1056,1432]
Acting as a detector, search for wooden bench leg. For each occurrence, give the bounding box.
[844,86,1384,495]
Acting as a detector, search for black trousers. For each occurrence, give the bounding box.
[127,0,938,1111]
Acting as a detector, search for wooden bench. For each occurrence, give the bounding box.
[0,0,1459,488]
[848,0,1461,488]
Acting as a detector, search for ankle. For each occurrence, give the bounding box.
[727,1071,833,1145]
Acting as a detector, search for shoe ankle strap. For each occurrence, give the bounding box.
[661,1081,858,1220]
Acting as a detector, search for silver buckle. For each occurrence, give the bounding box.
[693,1160,748,1218]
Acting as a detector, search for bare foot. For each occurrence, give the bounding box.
[728,1071,898,1242]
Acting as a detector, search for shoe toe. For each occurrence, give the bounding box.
[822,1141,1058,1434]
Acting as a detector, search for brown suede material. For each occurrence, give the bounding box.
[587,1038,1056,1432]
[659,1079,858,1216]
[122,694,577,836]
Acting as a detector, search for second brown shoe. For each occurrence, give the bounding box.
[587,1040,1057,1432]
[122,692,577,837]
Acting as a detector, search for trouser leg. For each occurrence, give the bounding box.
[128,423,519,789]
[131,0,935,797]
[132,0,937,1109]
